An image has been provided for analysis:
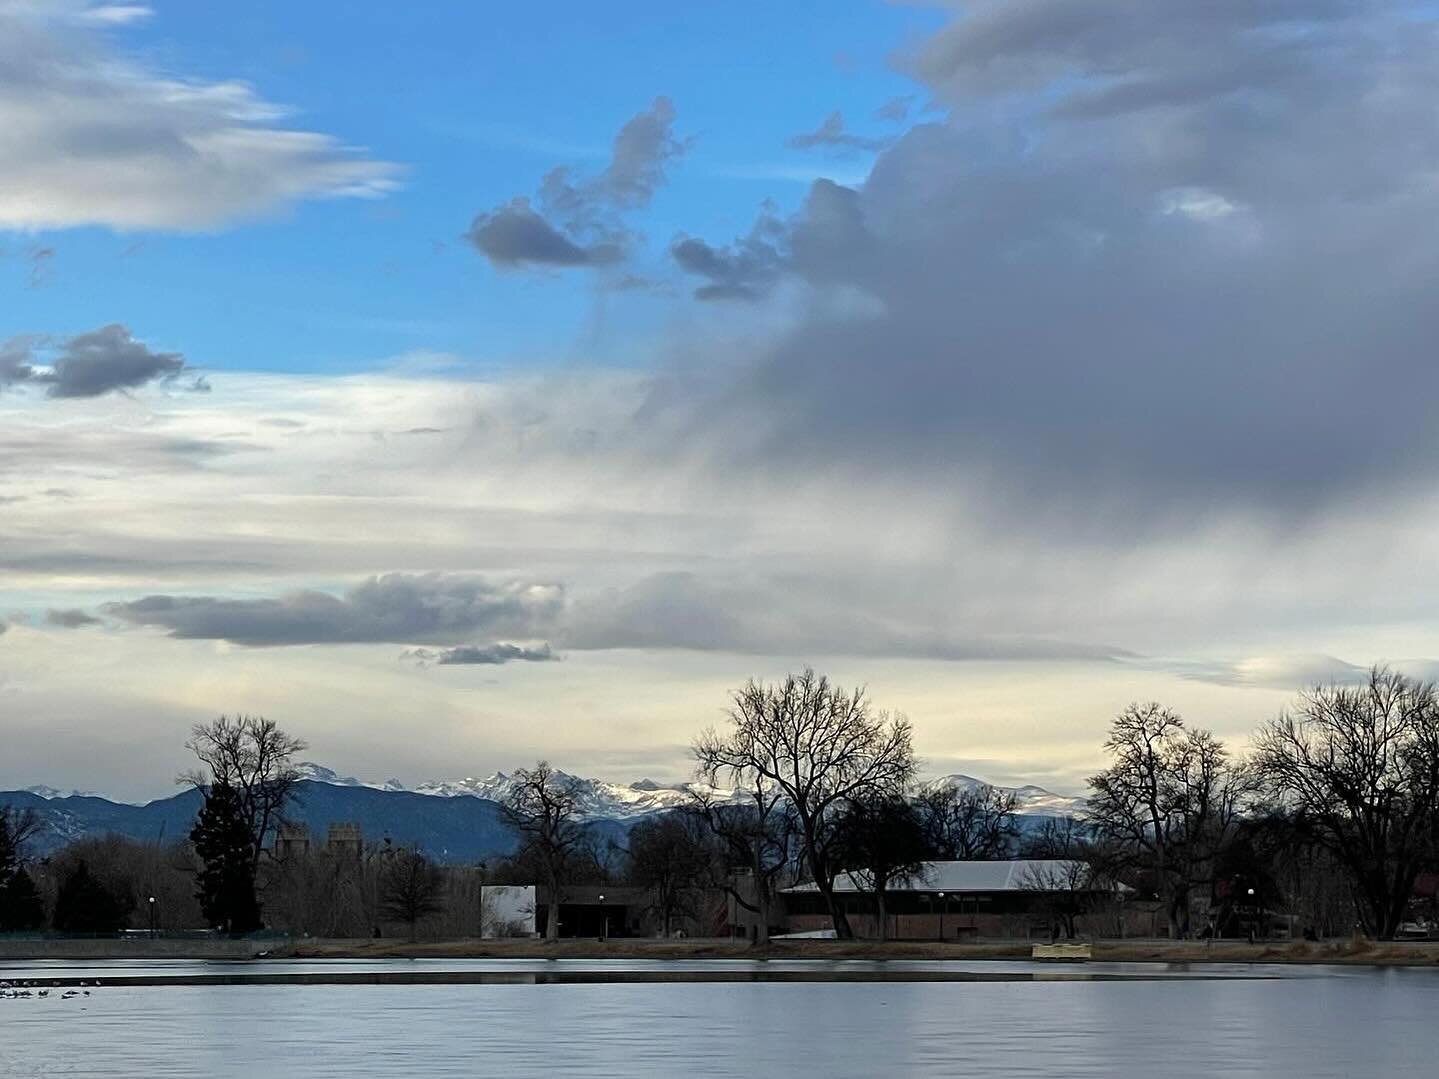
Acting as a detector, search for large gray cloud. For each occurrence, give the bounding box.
[0,2,397,231]
[661,1,1439,517]
[103,573,564,646]
[467,97,683,271]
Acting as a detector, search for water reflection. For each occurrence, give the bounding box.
[3,962,1438,1077]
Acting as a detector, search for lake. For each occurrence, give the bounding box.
[4,959,1437,1076]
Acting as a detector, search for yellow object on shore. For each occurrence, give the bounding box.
[1032,942,1092,961]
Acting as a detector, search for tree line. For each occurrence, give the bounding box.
[3,665,1438,941]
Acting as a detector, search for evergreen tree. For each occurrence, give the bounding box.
[0,869,46,931]
[0,807,46,931]
[53,860,133,933]
[191,781,262,934]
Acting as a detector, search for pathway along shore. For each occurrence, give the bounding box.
[8,937,1435,966]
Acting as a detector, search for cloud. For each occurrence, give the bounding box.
[0,337,36,386]
[45,607,101,628]
[36,324,187,398]
[671,180,870,301]
[402,642,558,666]
[465,198,623,269]
[671,205,787,301]
[102,573,564,646]
[786,111,894,154]
[659,1,1439,515]
[1155,654,1439,691]
[0,2,398,230]
[874,95,915,124]
[466,97,683,272]
[565,571,1130,662]
[1,324,193,398]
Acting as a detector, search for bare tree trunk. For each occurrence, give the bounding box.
[545,870,561,940]
[806,845,853,940]
[750,848,772,945]
[876,886,888,943]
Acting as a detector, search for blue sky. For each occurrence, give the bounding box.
[6,1,936,374]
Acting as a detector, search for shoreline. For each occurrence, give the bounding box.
[5,937,1438,967]
[286,937,1439,967]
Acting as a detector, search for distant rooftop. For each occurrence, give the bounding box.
[785,860,1120,894]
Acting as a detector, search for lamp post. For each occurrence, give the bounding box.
[1247,887,1257,943]
[598,893,608,941]
[937,892,946,942]
[148,896,156,939]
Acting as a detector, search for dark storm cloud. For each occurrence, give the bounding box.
[467,97,684,272]
[45,608,101,628]
[102,572,564,646]
[0,324,190,398]
[402,642,558,666]
[786,111,893,153]
[660,1,1439,516]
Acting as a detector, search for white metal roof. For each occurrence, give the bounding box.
[785,859,1115,894]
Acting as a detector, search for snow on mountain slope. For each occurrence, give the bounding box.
[929,774,1090,818]
[410,769,744,820]
[24,784,103,800]
[288,763,1087,821]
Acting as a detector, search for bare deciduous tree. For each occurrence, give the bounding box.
[689,787,796,945]
[916,781,1020,860]
[1020,859,1101,940]
[1088,703,1251,938]
[694,668,916,939]
[625,811,714,937]
[1253,667,1439,939]
[378,847,447,939]
[1019,816,1090,859]
[500,761,585,940]
[829,795,932,942]
[181,714,306,877]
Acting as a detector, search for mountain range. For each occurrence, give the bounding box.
[2,764,1086,863]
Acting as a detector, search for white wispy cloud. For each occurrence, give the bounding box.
[0,2,399,231]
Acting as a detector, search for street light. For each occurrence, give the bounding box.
[598,894,608,941]
[148,896,156,939]
[937,892,946,942]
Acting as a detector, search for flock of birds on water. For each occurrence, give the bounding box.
[0,979,96,1001]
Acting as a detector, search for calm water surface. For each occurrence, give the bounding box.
[4,959,1437,1077]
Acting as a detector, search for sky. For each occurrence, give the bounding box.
[5,1,1439,802]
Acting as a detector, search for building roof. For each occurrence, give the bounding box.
[785,859,1118,895]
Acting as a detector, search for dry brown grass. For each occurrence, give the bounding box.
[285,936,1439,966]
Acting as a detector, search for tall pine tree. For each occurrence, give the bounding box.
[53,860,132,933]
[191,781,262,934]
